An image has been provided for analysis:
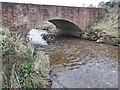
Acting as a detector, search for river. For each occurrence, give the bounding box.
[42,35,118,88]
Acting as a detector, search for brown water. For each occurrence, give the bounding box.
[43,36,118,88]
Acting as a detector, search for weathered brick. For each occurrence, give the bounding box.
[1,2,106,33]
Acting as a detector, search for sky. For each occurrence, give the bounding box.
[1,0,110,7]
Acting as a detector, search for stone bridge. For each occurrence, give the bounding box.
[1,2,106,37]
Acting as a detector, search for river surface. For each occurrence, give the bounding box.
[42,36,118,88]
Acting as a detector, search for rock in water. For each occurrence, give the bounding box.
[27,29,56,49]
[41,34,56,43]
[27,29,48,47]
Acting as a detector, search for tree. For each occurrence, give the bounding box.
[98,2,106,8]
[81,3,86,7]
[98,1,118,8]
[110,0,120,3]
[105,1,117,8]
[89,4,94,7]
[105,1,112,8]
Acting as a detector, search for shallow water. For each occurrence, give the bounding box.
[43,36,118,88]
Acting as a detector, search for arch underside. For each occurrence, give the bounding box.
[48,19,82,37]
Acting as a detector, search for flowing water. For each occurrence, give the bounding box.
[42,36,118,88]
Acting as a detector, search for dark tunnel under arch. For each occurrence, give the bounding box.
[48,19,82,37]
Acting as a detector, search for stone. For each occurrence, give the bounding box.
[41,34,56,43]
[27,29,48,49]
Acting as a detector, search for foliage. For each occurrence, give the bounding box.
[36,21,57,33]
[98,2,106,8]
[110,0,120,3]
[98,0,118,8]
[1,25,50,88]
[84,3,120,46]
[88,4,96,7]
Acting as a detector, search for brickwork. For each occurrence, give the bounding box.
[1,2,106,34]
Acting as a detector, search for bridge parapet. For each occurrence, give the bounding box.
[1,2,107,36]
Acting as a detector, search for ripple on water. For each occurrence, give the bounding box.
[44,37,118,88]
[52,59,118,88]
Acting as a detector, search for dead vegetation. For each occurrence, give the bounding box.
[0,25,51,88]
[82,3,120,46]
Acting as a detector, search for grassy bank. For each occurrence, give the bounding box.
[0,25,51,88]
[82,4,120,46]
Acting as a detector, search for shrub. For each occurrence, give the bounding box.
[1,25,50,88]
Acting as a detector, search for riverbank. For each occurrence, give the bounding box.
[1,3,119,88]
[82,4,119,46]
[1,22,119,88]
[0,25,51,88]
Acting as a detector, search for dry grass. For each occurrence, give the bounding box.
[0,25,51,88]
[85,4,120,45]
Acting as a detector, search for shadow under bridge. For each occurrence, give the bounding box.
[48,19,82,37]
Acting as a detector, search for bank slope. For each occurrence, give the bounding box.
[82,3,120,46]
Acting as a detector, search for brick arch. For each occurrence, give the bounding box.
[1,2,106,36]
[48,19,82,37]
[48,19,82,31]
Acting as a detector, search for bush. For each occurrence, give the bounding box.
[1,25,50,88]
